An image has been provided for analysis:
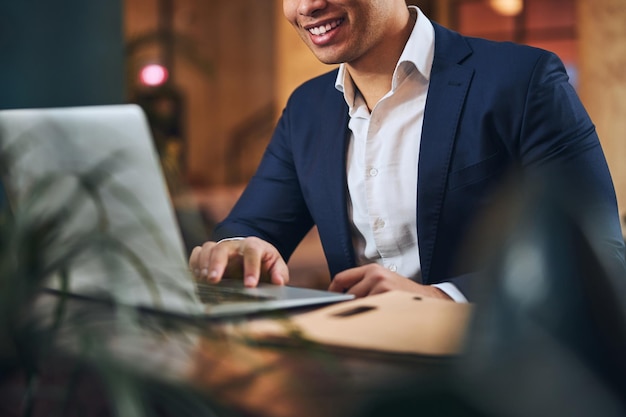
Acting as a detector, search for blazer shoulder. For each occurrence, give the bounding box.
[287,69,343,106]
[432,22,555,66]
[469,37,554,62]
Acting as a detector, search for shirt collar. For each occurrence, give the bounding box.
[335,6,435,108]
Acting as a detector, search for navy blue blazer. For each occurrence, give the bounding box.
[213,23,625,296]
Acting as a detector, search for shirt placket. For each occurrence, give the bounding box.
[364,106,396,270]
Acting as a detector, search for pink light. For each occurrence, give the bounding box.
[139,64,169,87]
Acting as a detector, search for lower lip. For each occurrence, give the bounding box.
[308,25,341,46]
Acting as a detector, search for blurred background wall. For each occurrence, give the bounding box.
[578,0,626,233]
[0,0,125,109]
[124,0,276,187]
[0,0,624,232]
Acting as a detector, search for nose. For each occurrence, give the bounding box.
[297,0,326,16]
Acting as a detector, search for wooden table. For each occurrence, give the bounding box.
[1,292,457,417]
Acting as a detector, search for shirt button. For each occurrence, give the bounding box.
[373,218,386,230]
[368,168,378,177]
[388,264,398,272]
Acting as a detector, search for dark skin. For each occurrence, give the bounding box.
[189,0,451,300]
[189,237,449,300]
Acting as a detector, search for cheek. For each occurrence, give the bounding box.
[282,0,297,23]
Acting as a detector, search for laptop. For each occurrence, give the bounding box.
[0,104,353,318]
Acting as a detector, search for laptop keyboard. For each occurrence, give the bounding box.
[195,281,274,305]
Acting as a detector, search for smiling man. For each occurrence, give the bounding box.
[189,1,625,302]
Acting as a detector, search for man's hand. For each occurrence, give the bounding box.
[188,237,289,287]
[328,264,452,300]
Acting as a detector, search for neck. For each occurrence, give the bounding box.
[347,8,416,110]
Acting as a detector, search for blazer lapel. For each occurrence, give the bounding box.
[418,24,474,283]
[319,96,357,273]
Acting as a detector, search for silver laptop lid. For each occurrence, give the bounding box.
[0,104,202,315]
[0,104,353,318]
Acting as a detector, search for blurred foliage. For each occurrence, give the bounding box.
[0,136,233,416]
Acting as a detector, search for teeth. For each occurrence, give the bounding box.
[308,19,341,36]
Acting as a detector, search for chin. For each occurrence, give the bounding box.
[316,57,343,65]
[308,49,345,65]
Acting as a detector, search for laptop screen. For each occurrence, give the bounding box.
[0,104,203,315]
[0,104,354,318]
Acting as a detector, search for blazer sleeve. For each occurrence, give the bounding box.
[210,102,315,263]
[448,50,626,300]
[519,52,624,266]
[211,70,355,274]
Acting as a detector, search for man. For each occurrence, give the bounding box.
[189,0,625,302]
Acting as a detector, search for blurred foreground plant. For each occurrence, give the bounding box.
[0,140,230,417]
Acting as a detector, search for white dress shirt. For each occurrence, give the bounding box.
[335,7,467,302]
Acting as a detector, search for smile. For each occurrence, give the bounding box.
[307,19,343,36]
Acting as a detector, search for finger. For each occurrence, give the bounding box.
[345,276,376,298]
[267,258,290,285]
[328,266,367,293]
[189,246,202,277]
[240,242,263,287]
[368,285,389,296]
[193,241,218,280]
[205,241,237,283]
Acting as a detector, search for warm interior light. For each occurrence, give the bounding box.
[139,64,169,87]
[489,0,523,16]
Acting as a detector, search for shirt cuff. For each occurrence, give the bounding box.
[432,282,468,303]
[216,237,244,244]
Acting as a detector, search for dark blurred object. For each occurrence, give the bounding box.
[460,171,626,416]
[133,84,188,199]
[174,204,214,257]
[133,85,185,157]
[356,171,626,417]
